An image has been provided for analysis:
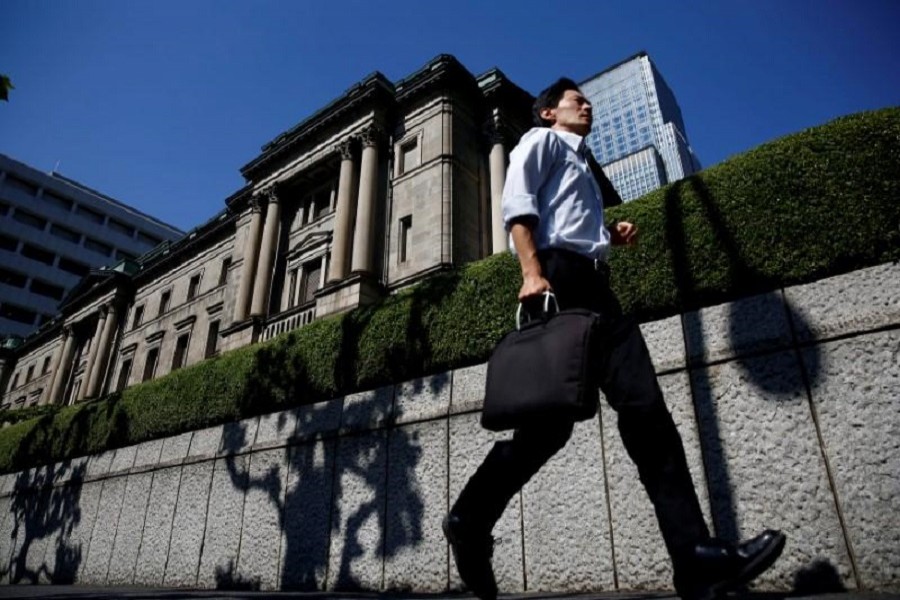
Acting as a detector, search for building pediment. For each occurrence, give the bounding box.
[286,231,332,260]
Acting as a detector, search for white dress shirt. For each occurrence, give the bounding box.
[502,127,610,261]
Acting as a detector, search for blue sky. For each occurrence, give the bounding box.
[2,0,898,232]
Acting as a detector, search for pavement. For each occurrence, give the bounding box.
[0,588,897,600]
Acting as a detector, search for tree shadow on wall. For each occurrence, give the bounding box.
[0,392,132,586]
[662,177,823,549]
[1,458,88,585]
[216,292,450,591]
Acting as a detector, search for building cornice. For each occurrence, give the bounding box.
[394,54,481,108]
[240,73,396,182]
[134,209,238,284]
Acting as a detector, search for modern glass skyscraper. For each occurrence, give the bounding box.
[580,51,701,202]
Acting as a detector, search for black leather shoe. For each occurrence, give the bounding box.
[675,529,787,600]
[443,514,498,600]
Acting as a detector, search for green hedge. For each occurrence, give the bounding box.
[2,108,898,474]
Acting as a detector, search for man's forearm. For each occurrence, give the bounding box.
[510,220,542,278]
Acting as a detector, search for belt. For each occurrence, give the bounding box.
[539,247,610,275]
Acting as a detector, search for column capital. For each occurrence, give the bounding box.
[251,185,280,209]
[359,124,385,148]
[98,304,109,318]
[61,325,73,339]
[338,138,356,160]
[254,185,280,205]
[483,118,508,146]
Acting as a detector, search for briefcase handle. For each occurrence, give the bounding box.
[516,292,559,330]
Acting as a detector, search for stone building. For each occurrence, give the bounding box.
[0,55,533,410]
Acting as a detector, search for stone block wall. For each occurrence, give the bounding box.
[0,261,897,592]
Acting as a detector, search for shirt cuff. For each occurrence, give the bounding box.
[502,194,540,231]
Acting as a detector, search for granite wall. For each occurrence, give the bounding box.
[1,261,897,593]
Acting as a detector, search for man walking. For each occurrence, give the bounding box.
[444,78,785,600]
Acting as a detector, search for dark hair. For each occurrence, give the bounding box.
[532,77,581,127]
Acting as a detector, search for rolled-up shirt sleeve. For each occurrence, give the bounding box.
[502,130,555,230]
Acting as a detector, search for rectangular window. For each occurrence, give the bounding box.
[313,193,329,221]
[84,237,113,256]
[21,243,55,265]
[68,380,81,405]
[288,268,299,309]
[142,347,159,382]
[172,333,190,371]
[400,139,419,174]
[9,373,19,391]
[218,257,232,286]
[75,205,105,224]
[116,359,132,392]
[132,305,144,329]
[58,258,90,277]
[13,209,47,231]
[0,232,17,252]
[42,356,51,375]
[30,279,65,300]
[0,303,36,325]
[399,215,412,263]
[0,266,28,288]
[108,218,135,237]
[5,175,38,196]
[205,320,220,358]
[43,191,73,212]
[300,184,333,226]
[187,274,201,300]
[299,258,322,305]
[25,365,34,383]
[158,290,171,316]
[50,223,82,244]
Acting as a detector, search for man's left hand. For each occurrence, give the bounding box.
[611,221,638,246]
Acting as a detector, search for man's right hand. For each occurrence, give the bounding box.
[518,274,552,301]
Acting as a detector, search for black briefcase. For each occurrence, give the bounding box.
[481,294,601,431]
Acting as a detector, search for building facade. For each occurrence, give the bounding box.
[0,55,533,411]
[580,51,701,202]
[0,153,184,337]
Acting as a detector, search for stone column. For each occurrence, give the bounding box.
[233,199,264,322]
[351,127,380,274]
[328,140,358,283]
[78,311,106,401]
[48,327,76,405]
[41,331,67,405]
[488,128,508,254]
[86,304,118,398]
[478,158,492,257]
[251,187,282,317]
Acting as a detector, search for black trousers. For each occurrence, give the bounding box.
[452,248,710,560]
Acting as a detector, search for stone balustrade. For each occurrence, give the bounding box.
[260,303,317,343]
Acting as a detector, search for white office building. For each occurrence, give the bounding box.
[0,153,184,337]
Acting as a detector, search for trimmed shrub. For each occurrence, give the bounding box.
[0,108,897,473]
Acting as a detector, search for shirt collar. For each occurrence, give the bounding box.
[551,129,586,154]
